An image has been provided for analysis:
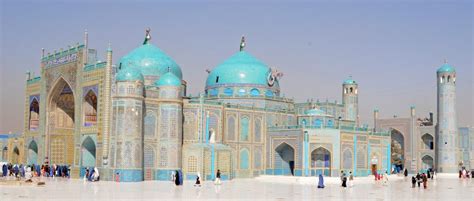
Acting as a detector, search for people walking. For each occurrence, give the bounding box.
[214,169,221,185]
[174,170,181,186]
[341,173,347,188]
[404,168,408,177]
[349,171,354,187]
[317,174,325,188]
[411,176,416,188]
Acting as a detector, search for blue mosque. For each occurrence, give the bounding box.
[1,29,472,182]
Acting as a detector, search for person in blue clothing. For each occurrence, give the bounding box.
[317,174,325,188]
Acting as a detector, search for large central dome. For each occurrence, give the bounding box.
[119,31,182,79]
[206,51,272,87]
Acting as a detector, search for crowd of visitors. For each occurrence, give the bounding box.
[1,163,71,182]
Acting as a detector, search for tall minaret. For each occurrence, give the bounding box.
[102,43,113,167]
[342,76,359,122]
[436,60,458,173]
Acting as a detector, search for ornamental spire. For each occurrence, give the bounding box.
[240,35,245,51]
[143,28,151,45]
[444,58,448,64]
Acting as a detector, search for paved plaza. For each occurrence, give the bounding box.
[1,174,473,200]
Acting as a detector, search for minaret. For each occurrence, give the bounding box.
[436,60,458,173]
[342,76,359,122]
[373,109,379,132]
[102,43,113,167]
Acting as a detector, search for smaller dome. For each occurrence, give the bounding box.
[437,63,455,73]
[304,108,326,116]
[116,68,144,82]
[343,76,356,85]
[154,72,181,87]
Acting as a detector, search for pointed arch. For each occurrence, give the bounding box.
[240,116,250,141]
[391,128,405,168]
[342,148,353,170]
[83,89,97,126]
[27,140,38,165]
[144,112,157,137]
[239,148,250,169]
[226,115,236,141]
[81,136,96,167]
[12,146,20,164]
[274,142,295,175]
[421,155,434,171]
[421,133,434,150]
[29,97,40,131]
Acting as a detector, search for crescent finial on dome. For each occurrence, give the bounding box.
[240,35,245,51]
[143,28,151,45]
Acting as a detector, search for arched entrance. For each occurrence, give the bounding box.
[47,78,75,165]
[311,147,331,176]
[274,143,295,175]
[391,129,405,173]
[421,155,434,172]
[81,136,96,168]
[28,140,38,165]
[12,146,20,164]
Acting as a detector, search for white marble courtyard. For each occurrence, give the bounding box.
[1,174,473,200]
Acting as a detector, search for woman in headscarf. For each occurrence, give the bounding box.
[194,172,201,187]
[174,170,180,186]
[317,174,325,188]
[404,168,408,177]
[2,164,7,177]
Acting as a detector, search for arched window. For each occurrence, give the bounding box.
[160,147,168,167]
[301,119,307,126]
[240,149,249,169]
[342,149,353,170]
[223,88,233,96]
[144,113,156,137]
[238,89,246,96]
[327,119,334,128]
[83,90,98,127]
[240,117,249,141]
[254,118,262,142]
[209,88,218,97]
[447,75,451,83]
[313,119,323,128]
[29,97,40,131]
[187,156,197,172]
[227,116,236,141]
[250,88,260,96]
[442,76,445,83]
[344,88,347,94]
[265,90,274,97]
[350,87,353,93]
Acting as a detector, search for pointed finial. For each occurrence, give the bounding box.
[42,48,45,58]
[240,35,245,51]
[444,58,448,64]
[143,27,151,45]
[107,42,112,52]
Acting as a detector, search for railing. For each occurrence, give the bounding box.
[267,124,390,136]
[187,99,295,113]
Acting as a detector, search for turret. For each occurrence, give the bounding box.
[153,70,183,179]
[111,67,145,181]
[342,76,358,122]
[436,60,458,173]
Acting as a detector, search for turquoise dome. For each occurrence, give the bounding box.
[206,51,276,87]
[437,63,455,73]
[116,67,144,82]
[154,71,181,87]
[119,43,182,79]
[304,108,326,116]
[343,77,356,85]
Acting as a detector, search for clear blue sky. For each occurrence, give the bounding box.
[1,0,472,133]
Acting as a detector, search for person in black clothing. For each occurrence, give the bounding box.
[174,170,180,186]
[404,168,408,177]
[411,176,416,188]
[215,169,221,185]
[427,170,431,179]
[341,174,347,188]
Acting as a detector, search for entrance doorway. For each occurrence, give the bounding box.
[274,143,295,175]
